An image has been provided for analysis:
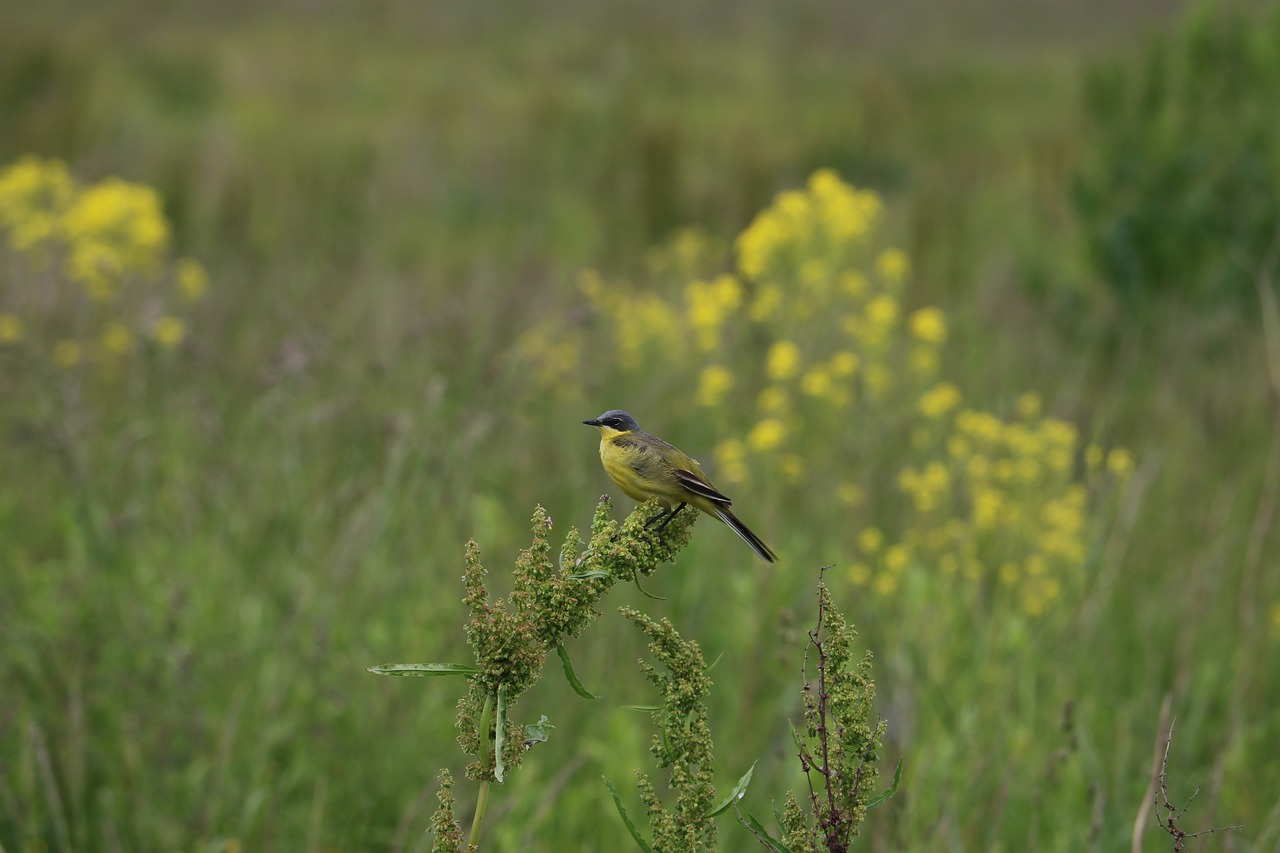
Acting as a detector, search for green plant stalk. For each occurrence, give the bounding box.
[468,778,490,850]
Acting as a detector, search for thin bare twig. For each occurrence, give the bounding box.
[1153,716,1244,850]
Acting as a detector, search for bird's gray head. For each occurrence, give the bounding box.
[582,409,641,432]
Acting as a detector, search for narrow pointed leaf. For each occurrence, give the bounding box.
[556,645,598,699]
[624,705,664,712]
[866,758,903,809]
[707,760,757,817]
[632,572,667,601]
[741,812,791,853]
[367,663,480,677]
[569,570,611,580]
[604,776,654,853]
[494,684,508,783]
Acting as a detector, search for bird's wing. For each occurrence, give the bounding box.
[673,467,732,507]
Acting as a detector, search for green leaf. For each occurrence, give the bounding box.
[706,650,725,672]
[707,760,757,817]
[604,776,654,853]
[624,705,663,712]
[523,715,554,748]
[556,645,598,699]
[866,758,903,810]
[494,684,508,783]
[741,812,791,853]
[631,571,666,600]
[569,569,610,580]
[367,663,480,677]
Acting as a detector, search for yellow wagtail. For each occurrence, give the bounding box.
[582,409,777,562]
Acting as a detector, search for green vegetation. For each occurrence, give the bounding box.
[2,1,1278,850]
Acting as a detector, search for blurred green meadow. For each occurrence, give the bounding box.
[3,0,1280,850]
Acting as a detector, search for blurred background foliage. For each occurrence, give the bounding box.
[2,0,1279,850]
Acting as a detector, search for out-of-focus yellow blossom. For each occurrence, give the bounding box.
[1016,392,1042,420]
[577,268,603,301]
[908,307,947,345]
[765,340,802,381]
[864,294,899,330]
[713,439,748,485]
[746,418,786,453]
[63,177,170,292]
[0,312,22,343]
[918,382,962,419]
[685,274,743,351]
[800,367,834,399]
[999,562,1020,585]
[0,156,74,251]
[0,157,206,376]
[858,527,884,552]
[175,257,209,301]
[884,543,911,572]
[839,270,869,298]
[875,248,910,282]
[695,364,734,407]
[837,482,864,506]
[800,259,828,288]
[830,350,859,376]
[100,323,135,355]
[53,339,81,367]
[849,563,872,585]
[864,364,893,400]
[749,284,782,322]
[909,346,939,376]
[1269,601,1280,639]
[1107,448,1134,477]
[873,572,899,595]
[973,485,1004,529]
[758,386,790,415]
[152,316,186,349]
[1085,443,1104,469]
[779,453,805,482]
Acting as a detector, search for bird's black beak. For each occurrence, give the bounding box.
[582,418,601,427]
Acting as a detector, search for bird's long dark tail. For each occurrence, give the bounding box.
[711,507,778,563]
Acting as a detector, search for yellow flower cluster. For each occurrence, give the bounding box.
[736,169,883,281]
[0,156,207,367]
[870,389,1131,617]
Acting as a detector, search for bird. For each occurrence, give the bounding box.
[582,409,777,562]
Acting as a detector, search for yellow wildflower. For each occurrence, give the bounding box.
[884,544,910,572]
[918,382,962,419]
[1085,443,1104,469]
[100,323,134,355]
[1107,448,1134,477]
[875,247,910,282]
[873,573,898,595]
[714,439,748,485]
[800,367,834,399]
[849,563,872,585]
[864,294,899,329]
[779,453,805,482]
[837,482,864,506]
[152,316,186,348]
[746,418,786,453]
[175,257,209,301]
[757,386,790,415]
[839,270,869,298]
[830,351,859,377]
[908,307,947,345]
[695,364,734,407]
[765,340,802,381]
[858,527,883,553]
[53,339,81,367]
[749,285,782,322]
[0,312,22,343]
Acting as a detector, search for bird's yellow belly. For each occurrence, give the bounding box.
[599,439,679,506]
